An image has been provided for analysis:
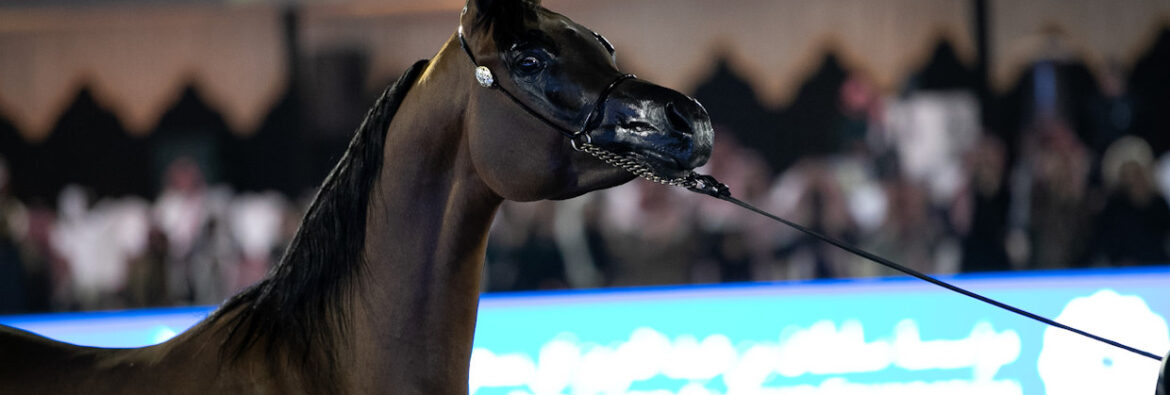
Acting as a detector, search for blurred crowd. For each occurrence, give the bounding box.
[0,158,299,313]
[2,73,1170,314]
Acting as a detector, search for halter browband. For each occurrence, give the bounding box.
[456,24,635,149]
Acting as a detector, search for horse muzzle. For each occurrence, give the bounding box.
[590,79,714,179]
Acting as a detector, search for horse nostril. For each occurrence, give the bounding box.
[665,101,693,136]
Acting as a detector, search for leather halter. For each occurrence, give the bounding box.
[456,24,635,150]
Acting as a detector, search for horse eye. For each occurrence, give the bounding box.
[517,56,543,72]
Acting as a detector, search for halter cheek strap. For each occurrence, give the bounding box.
[457,25,635,149]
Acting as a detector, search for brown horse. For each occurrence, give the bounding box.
[0,0,713,393]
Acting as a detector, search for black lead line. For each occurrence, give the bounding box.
[681,174,1164,362]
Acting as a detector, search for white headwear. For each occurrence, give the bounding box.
[1101,136,1154,191]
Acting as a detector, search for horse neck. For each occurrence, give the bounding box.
[347,41,503,392]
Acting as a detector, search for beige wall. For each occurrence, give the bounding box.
[304,0,975,107]
[0,5,287,140]
[1,0,1167,140]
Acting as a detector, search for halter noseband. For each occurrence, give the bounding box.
[456,24,636,150]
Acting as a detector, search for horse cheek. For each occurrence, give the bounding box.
[467,122,567,202]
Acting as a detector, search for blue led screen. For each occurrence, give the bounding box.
[3,267,1168,394]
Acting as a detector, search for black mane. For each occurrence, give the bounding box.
[213,60,429,385]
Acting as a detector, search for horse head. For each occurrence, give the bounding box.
[458,0,713,201]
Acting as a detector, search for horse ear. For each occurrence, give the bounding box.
[466,0,541,15]
[464,0,539,36]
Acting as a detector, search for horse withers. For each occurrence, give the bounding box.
[0,0,712,393]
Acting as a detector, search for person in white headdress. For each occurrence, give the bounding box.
[1090,136,1170,266]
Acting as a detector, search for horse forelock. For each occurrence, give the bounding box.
[211,59,430,390]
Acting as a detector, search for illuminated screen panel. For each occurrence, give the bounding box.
[2,268,1169,394]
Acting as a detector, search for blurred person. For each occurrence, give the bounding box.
[862,175,944,276]
[165,186,236,305]
[954,134,1013,273]
[50,186,98,309]
[838,72,884,154]
[692,132,775,283]
[1087,61,1134,156]
[153,157,211,303]
[0,159,54,312]
[760,162,814,281]
[485,202,524,291]
[124,226,169,307]
[1159,153,1170,203]
[768,160,860,280]
[1089,136,1170,266]
[21,204,62,311]
[184,216,235,304]
[485,201,567,291]
[1025,120,1094,269]
[551,195,604,289]
[0,251,30,312]
[0,155,29,313]
[1028,26,1077,125]
[96,196,152,307]
[579,195,617,287]
[598,179,699,287]
[1004,28,1093,269]
[513,201,568,290]
[277,192,310,259]
[51,186,151,309]
[829,152,898,276]
[883,91,981,208]
[227,192,286,294]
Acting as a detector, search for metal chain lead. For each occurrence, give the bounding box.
[576,142,731,198]
[576,143,692,187]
